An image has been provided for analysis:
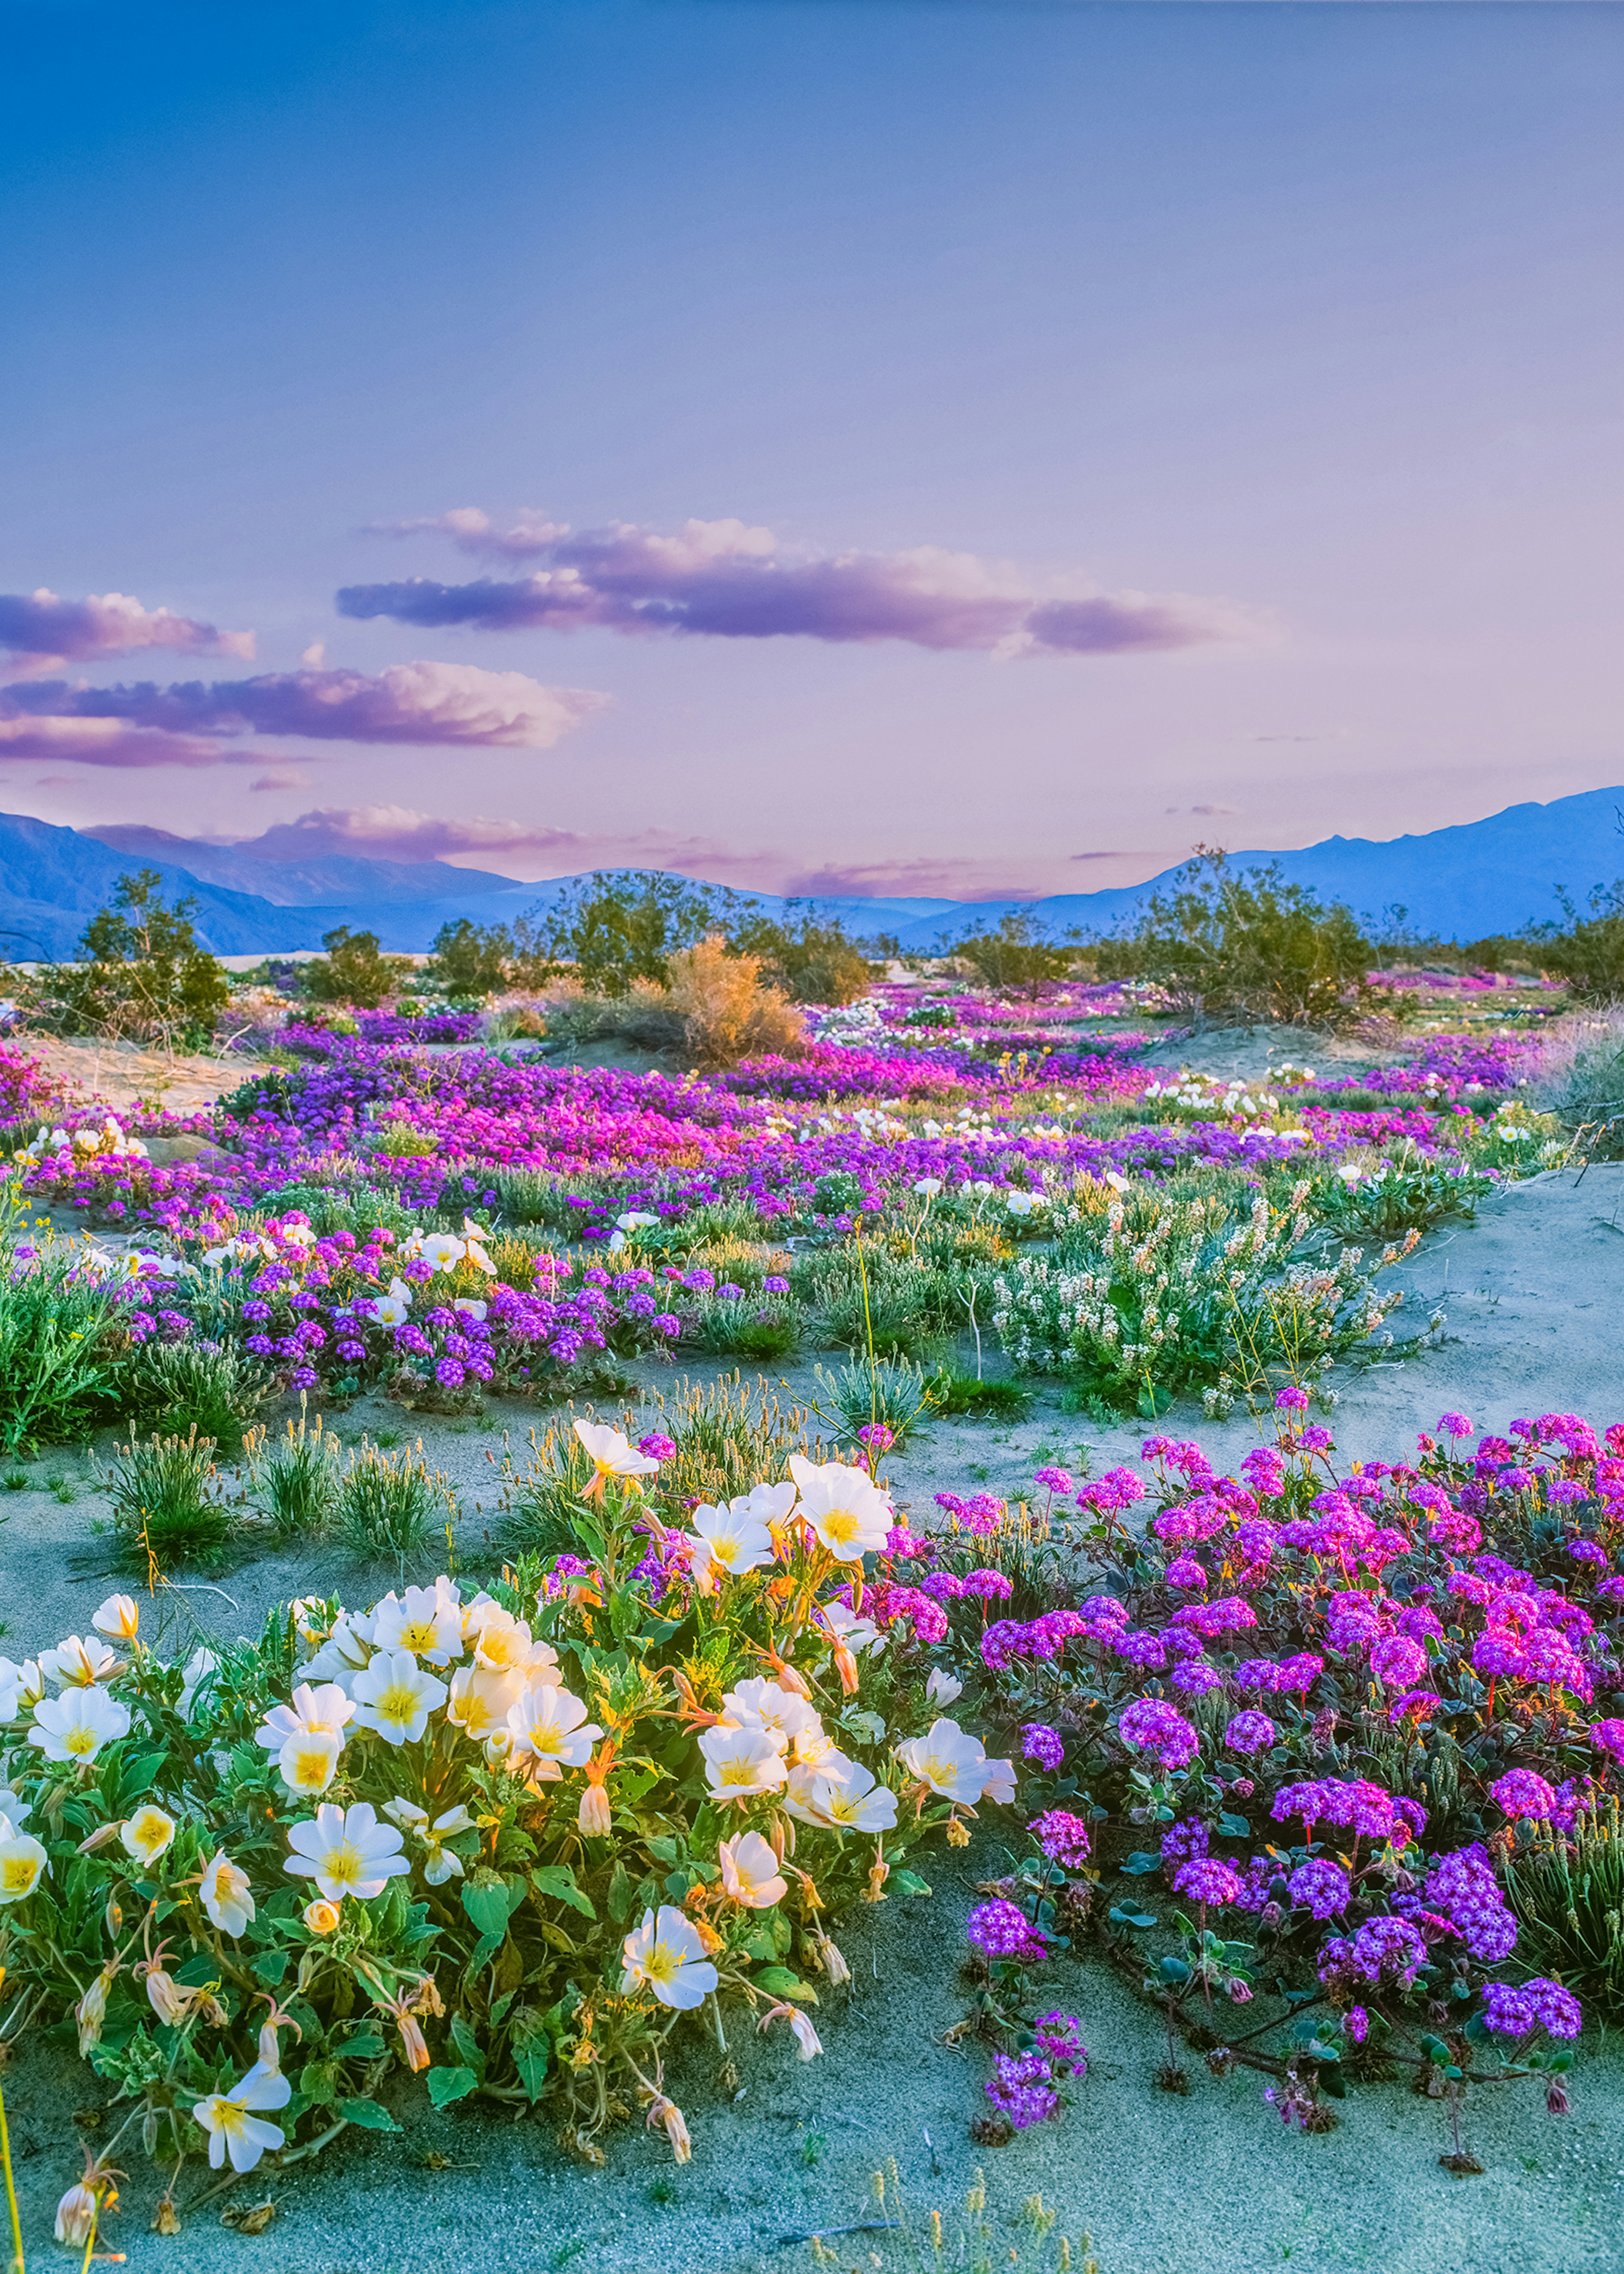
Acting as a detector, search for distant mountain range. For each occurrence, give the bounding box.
[2,786,1622,961]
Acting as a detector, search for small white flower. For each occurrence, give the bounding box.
[366,1277,414,1328]
[348,1651,447,1746]
[0,1831,47,1903]
[506,1683,601,1777]
[301,1612,377,1685]
[451,1296,488,1321]
[686,1500,776,1579]
[979,1758,1016,1805]
[177,1647,221,1718]
[787,1456,892,1563]
[925,1667,964,1707]
[200,1849,256,1936]
[371,1579,464,1666]
[28,1686,130,1765]
[699,1724,789,1802]
[719,1677,819,1751]
[120,1805,177,1867]
[620,1906,718,2010]
[384,1798,474,1885]
[192,2060,292,2172]
[91,1595,140,1641]
[574,1420,659,1491]
[254,1681,356,1753]
[40,1635,117,1687]
[284,1801,409,1901]
[718,1831,787,1910]
[446,1664,526,1740]
[278,1728,344,1796]
[415,1231,467,1273]
[785,1755,899,1832]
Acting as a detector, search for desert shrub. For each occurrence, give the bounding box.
[1535,882,1624,1001]
[300,926,407,1008]
[1532,1008,1624,1157]
[1097,851,1371,1026]
[727,908,872,1005]
[30,870,230,1044]
[797,1247,940,1361]
[216,1066,300,1123]
[992,1184,1419,1409]
[663,936,807,1066]
[255,1180,420,1241]
[101,1426,233,1567]
[120,1336,271,1446]
[951,912,1078,1000]
[335,1439,450,1561]
[812,1355,935,1448]
[0,1233,125,1455]
[245,1408,340,1543]
[1505,1801,1624,2014]
[532,869,728,995]
[428,917,513,997]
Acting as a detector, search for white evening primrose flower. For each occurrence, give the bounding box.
[29,1686,130,1765]
[368,1276,414,1328]
[446,1664,526,1741]
[620,1906,718,2010]
[384,1799,474,1886]
[0,1831,47,1903]
[199,1850,256,1936]
[0,1659,27,1722]
[462,1600,538,1676]
[819,1600,886,1657]
[451,1296,488,1321]
[608,1210,659,1251]
[785,1757,899,1833]
[787,1456,892,1563]
[348,1651,447,1746]
[40,1635,117,1687]
[573,1420,660,1497]
[896,1717,989,1803]
[719,1677,818,1751]
[415,1231,467,1273]
[192,2061,292,2172]
[506,1684,601,1778]
[460,1216,497,1272]
[92,1595,140,1641]
[372,1579,464,1665]
[278,1728,343,1796]
[979,1758,1016,1805]
[284,1801,409,1902]
[301,1611,377,1685]
[686,1501,776,1580]
[912,1177,943,1197]
[254,1681,356,1753]
[120,1806,177,1867]
[718,1831,787,1910]
[1104,1170,1130,1195]
[699,1724,789,1803]
[925,1667,964,1708]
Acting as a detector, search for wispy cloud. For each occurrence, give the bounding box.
[0,660,608,768]
[340,511,1261,659]
[244,806,591,862]
[0,588,255,678]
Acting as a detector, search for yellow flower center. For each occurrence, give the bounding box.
[643,1944,678,1986]
[0,1856,37,1895]
[821,1508,860,1548]
[374,1681,422,1726]
[321,1841,366,1891]
[711,1531,743,1564]
[397,1620,439,1651]
[63,1726,99,1756]
[288,1741,334,1788]
[717,1759,760,1787]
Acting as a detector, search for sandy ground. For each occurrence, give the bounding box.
[3,1162,1623,2266]
[17,1035,281,1118]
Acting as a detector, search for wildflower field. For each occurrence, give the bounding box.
[0,940,1621,2271]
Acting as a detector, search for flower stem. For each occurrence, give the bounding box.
[0,2078,23,2274]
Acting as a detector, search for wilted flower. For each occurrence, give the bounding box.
[620,1906,718,2010]
[644,2092,692,2161]
[55,2180,98,2247]
[758,1999,823,2059]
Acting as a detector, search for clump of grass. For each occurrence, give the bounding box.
[497,1419,603,1561]
[122,1337,270,1447]
[926,1365,1031,1418]
[1505,1796,1624,2013]
[649,1375,822,1514]
[335,1438,450,1561]
[683,1288,802,1362]
[101,1427,233,1569]
[0,1247,123,1457]
[812,1356,935,1448]
[245,1407,340,1544]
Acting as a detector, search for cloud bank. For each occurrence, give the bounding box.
[0,589,255,678]
[0,661,607,769]
[340,511,1258,657]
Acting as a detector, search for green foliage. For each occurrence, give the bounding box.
[924,1366,1031,1418]
[301,926,407,1008]
[245,1408,340,1543]
[647,1376,824,1518]
[1299,1147,1493,1238]
[1535,879,1624,1002]
[950,912,1077,1000]
[1098,851,1371,1026]
[1505,1800,1624,2014]
[101,1426,233,1567]
[121,1336,272,1445]
[429,917,513,997]
[683,1288,802,1361]
[0,1199,126,1455]
[255,1179,421,1240]
[335,1439,451,1560]
[528,871,727,997]
[37,869,231,1042]
[727,907,872,1005]
[812,1355,935,1447]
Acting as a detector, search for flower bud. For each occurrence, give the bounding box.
[76,1966,112,2055]
[304,1898,341,1935]
[259,2018,282,2069]
[55,2183,96,2247]
[577,1783,612,1839]
[834,1644,860,1696]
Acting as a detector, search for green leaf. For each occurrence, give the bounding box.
[1316,2062,1347,2099]
[448,2013,485,2078]
[1217,1812,1251,1840]
[606,1859,635,1925]
[461,1878,518,1940]
[1119,1852,1162,1876]
[337,2097,401,2133]
[1109,1903,1157,1929]
[645,1835,681,1865]
[891,1870,932,1898]
[425,2066,479,2109]
[117,1751,168,1804]
[249,1948,291,1986]
[530,1864,596,1920]
[1158,1955,1191,1985]
[751,1966,818,2005]
[510,2005,551,2101]
[333,2030,386,2061]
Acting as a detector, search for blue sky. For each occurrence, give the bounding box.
[3,1,1621,896]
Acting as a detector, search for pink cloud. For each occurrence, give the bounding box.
[249,765,317,792]
[0,659,606,767]
[0,588,255,678]
[340,511,1262,658]
[244,805,592,862]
